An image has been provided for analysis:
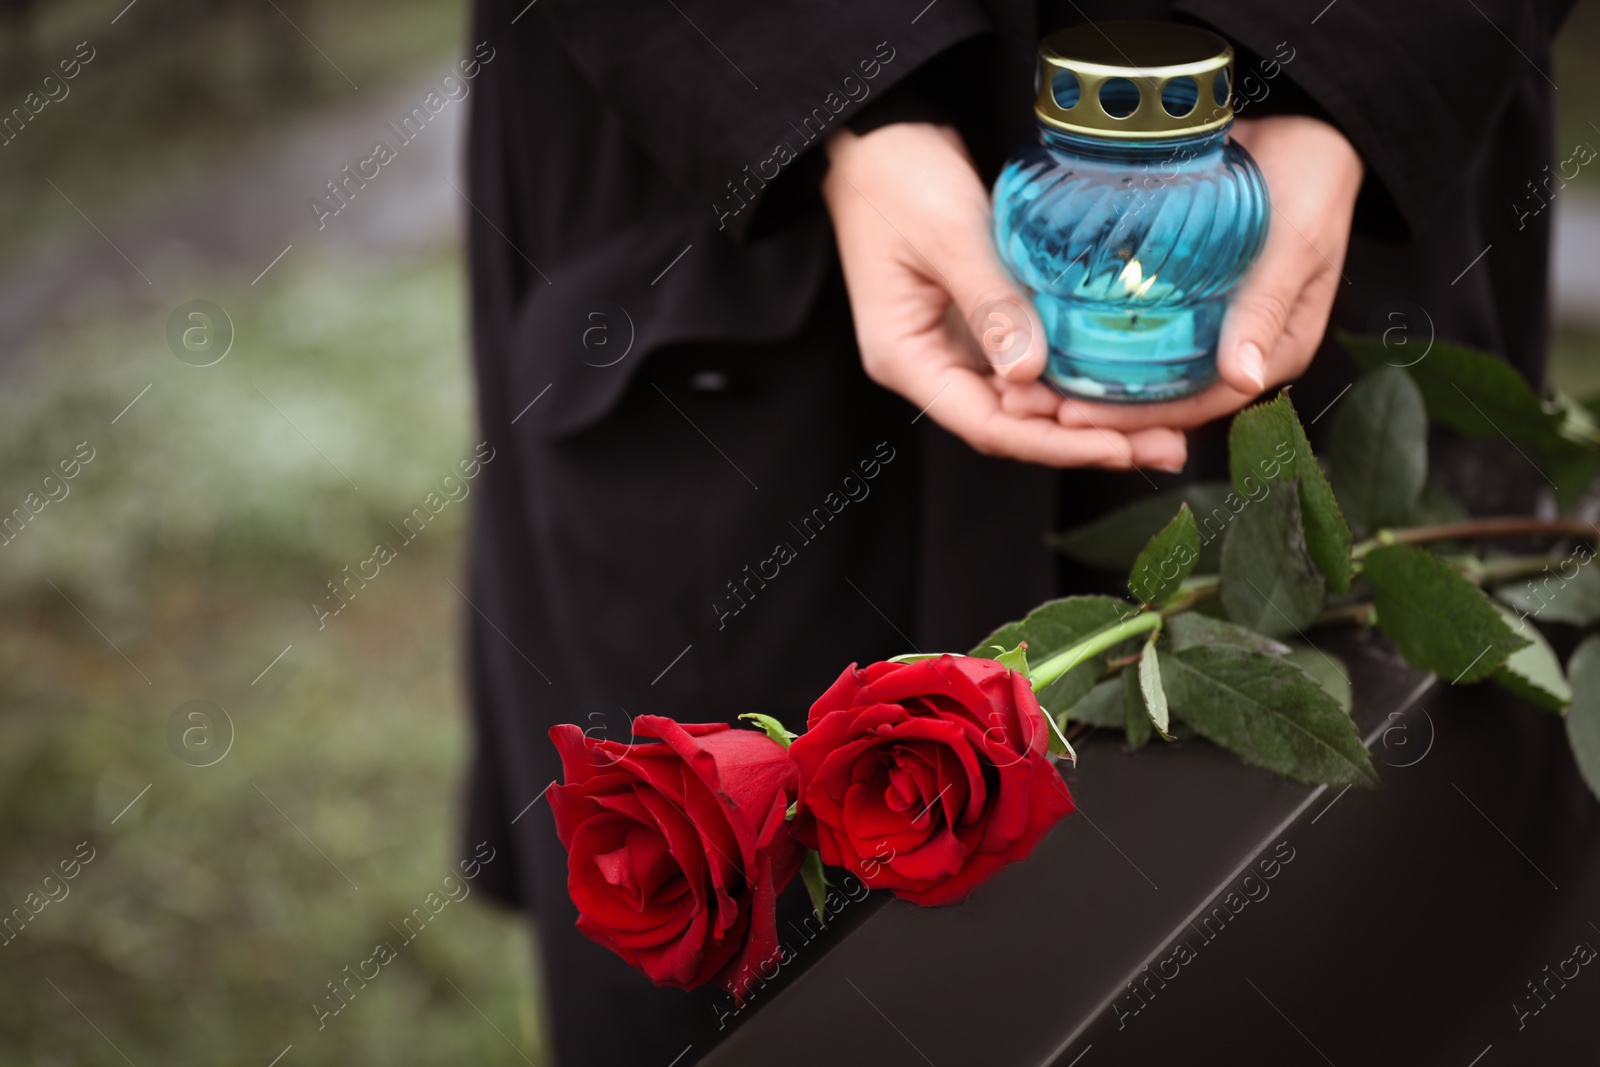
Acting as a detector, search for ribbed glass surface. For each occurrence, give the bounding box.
[994,126,1269,402]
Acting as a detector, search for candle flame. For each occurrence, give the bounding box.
[1119,258,1158,299]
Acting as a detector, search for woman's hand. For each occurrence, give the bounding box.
[1035,114,1365,433]
[822,122,1189,472]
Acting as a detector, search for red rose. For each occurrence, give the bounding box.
[789,655,1073,906]
[547,716,802,995]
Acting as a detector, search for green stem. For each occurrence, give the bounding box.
[1351,516,1596,560]
[1030,611,1162,692]
[1313,601,1375,627]
[1459,552,1575,586]
[1157,574,1220,617]
[1027,520,1591,695]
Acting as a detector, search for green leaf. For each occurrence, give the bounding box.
[1343,334,1557,444]
[738,713,797,748]
[887,652,962,663]
[1044,709,1078,763]
[1228,392,1353,593]
[1161,645,1379,788]
[1035,674,1083,760]
[1543,438,1600,512]
[1127,504,1201,606]
[800,850,829,924]
[1063,676,1126,728]
[975,596,1129,723]
[1401,479,1469,528]
[1220,479,1326,640]
[1138,629,1172,739]
[1327,368,1428,538]
[1552,391,1600,506]
[1123,667,1152,750]
[1036,660,1103,722]
[1051,483,1234,573]
[973,596,1128,660]
[1344,334,1600,510]
[1489,605,1571,712]
[1564,636,1600,802]
[1283,644,1351,714]
[785,800,797,820]
[1164,611,1292,656]
[1493,553,1600,626]
[1363,544,1529,682]
[1544,393,1600,508]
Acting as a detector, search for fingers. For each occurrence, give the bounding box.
[1123,427,1191,473]
[1217,115,1362,396]
[1054,381,1258,433]
[1215,286,1287,396]
[1213,184,1317,396]
[826,119,1374,468]
[921,368,1188,471]
[997,378,1063,418]
[1214,223,1345,398]
[1068,116,1362,423]
[1214,229,1316,396]
[938,234,1048,384]
[1019,366,1257,434]
[825,123,1047,385]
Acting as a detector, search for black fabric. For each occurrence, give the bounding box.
[460,0,1573,1063]
[1178,0,1575,242]
[542,0,992,241]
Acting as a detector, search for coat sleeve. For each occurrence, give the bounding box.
[540,0,991,241]
[1173,0,1578,240]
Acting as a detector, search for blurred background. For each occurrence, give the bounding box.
[0,2,540,1064]
[1,3,1598,1065]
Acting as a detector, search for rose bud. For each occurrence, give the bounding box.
[547,716,802,996]
[789,655,1074,906]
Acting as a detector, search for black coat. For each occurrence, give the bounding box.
[459,1,1573,1063]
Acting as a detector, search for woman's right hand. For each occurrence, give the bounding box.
[822,122,1188,473]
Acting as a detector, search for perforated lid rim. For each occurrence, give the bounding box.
[1035,21,1236,140]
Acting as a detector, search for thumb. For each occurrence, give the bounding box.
[1216,279,1295,397]
[940,233,1048,383]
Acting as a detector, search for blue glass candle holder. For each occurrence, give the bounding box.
[993,22,1270,402]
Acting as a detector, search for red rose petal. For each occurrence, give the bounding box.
[787,655,1076,907]
[547,719,811,994]
[896,849,1011,906]
[807,663,870,729]
[569,818,689,941]
[884,823,969,882]
[594,845,635,893]
[624,824,684,902]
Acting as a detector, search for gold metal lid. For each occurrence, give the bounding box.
[1035,21,1235,140]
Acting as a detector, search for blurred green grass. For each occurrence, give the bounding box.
[0,242,541,1063]
[0,5,545,1064]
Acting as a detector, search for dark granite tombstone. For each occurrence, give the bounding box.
[696,629,1600,1066]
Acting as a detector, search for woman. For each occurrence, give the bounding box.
[457,0,1572,1062]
